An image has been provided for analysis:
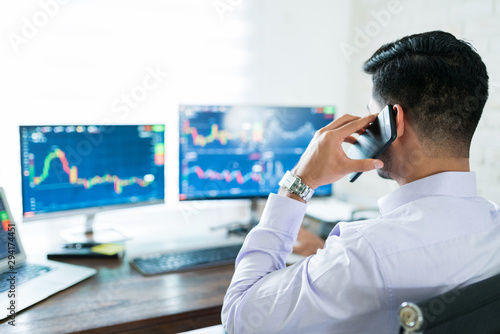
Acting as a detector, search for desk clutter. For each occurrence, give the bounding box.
[305,197,379,238]
[47,242,126,259]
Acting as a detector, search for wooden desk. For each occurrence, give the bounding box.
[6,258,233,334]
[1,203,250,334]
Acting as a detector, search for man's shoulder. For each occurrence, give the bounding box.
[336,195,500,257]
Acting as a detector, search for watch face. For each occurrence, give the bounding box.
[279,171,313,201]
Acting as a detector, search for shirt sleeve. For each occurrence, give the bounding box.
[221,194,389,334]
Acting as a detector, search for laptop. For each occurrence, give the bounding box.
[0,187,97,320]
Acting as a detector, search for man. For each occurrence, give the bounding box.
[221,31,500,333]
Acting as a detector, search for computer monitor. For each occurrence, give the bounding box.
[20,124,165,242]
[179,105,334,226]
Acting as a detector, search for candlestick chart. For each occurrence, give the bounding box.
[20,125,165,218]
[179,105,335,200]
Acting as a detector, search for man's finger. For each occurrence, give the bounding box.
[346,157,384,172]
[338,113,378,138]
[343,135,358,144]
[321,114,361,131]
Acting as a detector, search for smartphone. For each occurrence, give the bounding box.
[346,105,397,182]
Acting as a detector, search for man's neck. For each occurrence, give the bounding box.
[396,157,470,186]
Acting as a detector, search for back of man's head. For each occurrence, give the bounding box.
[363,30,489,158]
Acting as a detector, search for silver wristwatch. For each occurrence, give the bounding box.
[279,170,314,202]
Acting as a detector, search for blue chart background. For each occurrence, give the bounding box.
[20,125,165,217]
[179,106,334,200]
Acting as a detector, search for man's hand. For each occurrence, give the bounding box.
[292,113,384,190]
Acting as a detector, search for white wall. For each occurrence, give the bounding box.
[0,0,351,220]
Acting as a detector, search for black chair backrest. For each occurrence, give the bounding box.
[398,271,500,334]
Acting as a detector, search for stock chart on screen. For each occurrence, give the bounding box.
[179,105,335,200]
[20,125,165,218]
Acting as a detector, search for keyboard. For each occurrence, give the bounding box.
[130,244,243,276]
[0,263,52,292]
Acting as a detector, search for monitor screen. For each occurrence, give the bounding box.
[179,105,335,200]
[0,190,21,259]
[20,125,165,220]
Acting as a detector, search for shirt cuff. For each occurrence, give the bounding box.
[259,193,307,237]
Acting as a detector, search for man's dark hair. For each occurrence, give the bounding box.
[364,30,489,157]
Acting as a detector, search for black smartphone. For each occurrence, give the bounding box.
[346,105,397,182]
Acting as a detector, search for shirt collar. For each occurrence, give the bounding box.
[378,171,478,215]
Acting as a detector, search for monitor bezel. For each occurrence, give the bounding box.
[177,189,333,202]
[19,124,166,222]
[21,199,165,222]
[177,104,334,202]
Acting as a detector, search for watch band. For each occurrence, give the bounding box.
[279,170,314,202]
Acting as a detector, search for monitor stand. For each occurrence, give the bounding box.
[60,213,129,244]
[212,198,261,237]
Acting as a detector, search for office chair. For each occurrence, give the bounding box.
[398,271,500,334]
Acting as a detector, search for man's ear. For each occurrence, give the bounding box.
[393,104,405,138]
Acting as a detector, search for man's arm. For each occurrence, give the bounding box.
[221,114,385,333]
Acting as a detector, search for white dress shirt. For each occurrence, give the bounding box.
[221,172,500,333]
